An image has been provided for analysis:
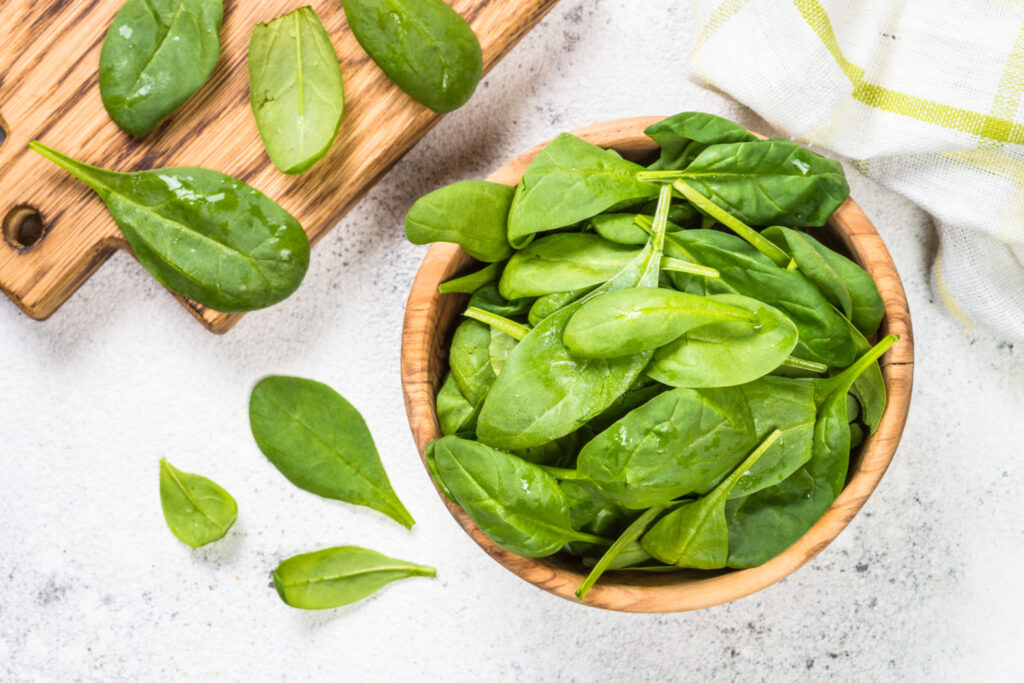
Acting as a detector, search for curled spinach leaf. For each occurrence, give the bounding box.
[249,7,345,174]
[249,376,415,528]
[406,181,514,262]
[30,142,310,312]
[99,0,223,136]
[273,546,435,610]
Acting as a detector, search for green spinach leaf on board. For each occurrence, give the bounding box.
[406,181,515,262]
[430,436,607,557]
[341,0,482,112]
[576,385,757,509]
[29,142,310,312]
[644,294,798,387]
[641,430,781,569]
[249,376,415,528]
[159,459,237,548]
[645,111,757,171]
[99,0,223,136]
[249,7,345,174]
[507,134,659,246]
[273,546,435,610]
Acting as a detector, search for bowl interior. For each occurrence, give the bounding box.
[401,117,914,612]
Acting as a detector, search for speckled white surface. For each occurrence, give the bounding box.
[2,2,1023,681]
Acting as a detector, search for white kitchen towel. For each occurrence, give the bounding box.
[690,0,1024,340]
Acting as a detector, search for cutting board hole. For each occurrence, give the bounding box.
[3,206,46,250]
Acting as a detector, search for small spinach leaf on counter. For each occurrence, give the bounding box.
[249,376,415,528]
[342,0,482,113]
[406,181,514,262]
[273,546,435,610]
[99,0,223,136]
[29,142,310,312]
[249,7,345,174]
[159,459,237,548]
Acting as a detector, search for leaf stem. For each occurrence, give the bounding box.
[781,356,829,373]
[672,180,791,268]
[816,334,898,401]
[463,307,531,341]
[539,465,588,480]
[576,504,669,600]
[660,256,721,279]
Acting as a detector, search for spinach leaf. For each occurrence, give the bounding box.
[764,227,885,337]
[99,0,223,136]
[499,233,639,299]
[159,459,237,548]
[249,376,415,528]
[405,181,514,262]
[29,142,310,312]
[436,372,479,436]
[847,321,887,433]
[641,430,781,568]
[477,186,673,450]
[576,386,757,509]
[249,7,345,174]
[449,319,496,406]
[527,288,594,326]
[430,436,607,556]
[645,294,798,387]
[465,282,533,318]
[341,0,482,113]
[725,336,897,567]
[645,111,757,171]
[273,546,435,610]
[590,213,654,245]
[507,134,659,245]
[672,139,850,227]
[564,287,757,359]
[666,229,855,367]
[439,262,503,294]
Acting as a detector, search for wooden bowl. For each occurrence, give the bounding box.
[401,117,914,612]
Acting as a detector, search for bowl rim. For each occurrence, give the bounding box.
[401,116,914,613]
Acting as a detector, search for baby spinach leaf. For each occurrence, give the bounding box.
[507,134,659,245]
[590,213,655,245]
[249,376,415,528]
[465,282,533,318]
[430,436,606,557]
[477,187,673,450]
[99,0,223,136]
[342,0,482,113]
[30,142,310,312]
[641,430,781,568]
[273,546,435,610]
[159,459,237,548]
[577,386,757,509]
[847,321,887,433]
[765,227,884,337]
[527,288,594,326]
[645,111,757,171]
[645,294,798,387]
[449,319,496,406]
[436,372,479,436]
[675,139,850,227]
[564,287,757,359]
[249,7,345,174]
[439,262,503,294]
[406,181,514,262]
[665,230,855,367]
[499,233,639,299]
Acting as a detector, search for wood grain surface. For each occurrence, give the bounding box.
[401,117,915,613]
[0,0,558,332]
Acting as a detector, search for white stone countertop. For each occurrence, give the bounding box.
[2,2,1022,681]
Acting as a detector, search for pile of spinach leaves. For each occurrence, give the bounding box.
[406,112,898,599]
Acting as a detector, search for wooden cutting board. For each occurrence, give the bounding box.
[0,0,558,333]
